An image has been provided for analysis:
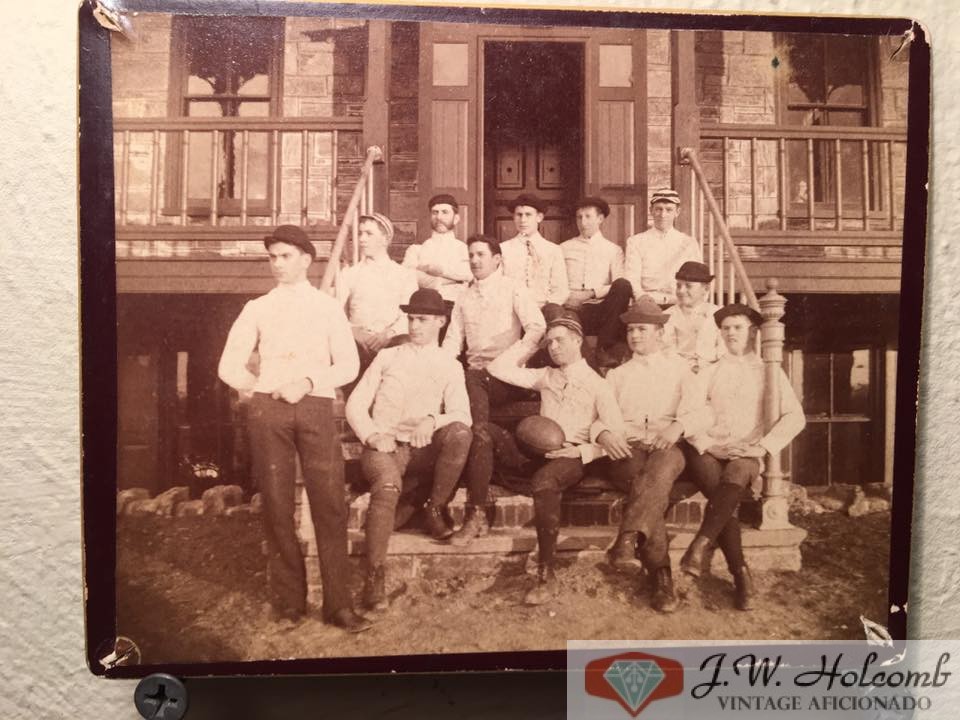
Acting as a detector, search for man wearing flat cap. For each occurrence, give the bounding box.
[217,225,370,632]
[460,311,626,606]
[624,189,702,306]
[602,295,698,613]
[346,288,473,611]
[500,193,570,307]
[679,304,805,611]
[663,261,723,372]
[402,194,471,303]
[560,197,633,363]
[337,212,419,371]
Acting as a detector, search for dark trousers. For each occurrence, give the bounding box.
[682,442,760,572]
[577,277,633,349]
[607,442,686,571]
[464,368,531,427]
[465,422,588,568]
[360,422,473,566]
[247,394,351,619]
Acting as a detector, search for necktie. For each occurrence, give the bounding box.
[526,238,541,290]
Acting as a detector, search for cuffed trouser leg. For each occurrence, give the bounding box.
[530,458,586,567]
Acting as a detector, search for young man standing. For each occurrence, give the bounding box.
[337,212,419,369]
[402,194,472,303]
[217,225,369,632]
[463,312,627,605]
[560,197,633,361]
[680,304,805,610]
[602,296,697,613]
[500,194,569,307]
[624,189,702,306]
[345,288,473,611]
[663,261,723,372]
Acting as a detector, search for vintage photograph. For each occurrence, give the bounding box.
[101,5,919,666]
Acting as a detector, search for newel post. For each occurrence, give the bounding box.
[758,278,792,530]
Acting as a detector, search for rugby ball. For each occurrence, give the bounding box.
[516,415,566,458]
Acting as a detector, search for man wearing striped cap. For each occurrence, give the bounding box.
[336,212,419,371]
[624,189,702,306]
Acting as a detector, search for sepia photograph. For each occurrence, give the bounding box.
[83,2,926,672]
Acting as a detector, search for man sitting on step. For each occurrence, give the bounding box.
[345,288,473,611]
[500,193,569,308]
[678,303,805,611]
[451,311,627,606]
[663,261,723,373]
[603,296,698,613]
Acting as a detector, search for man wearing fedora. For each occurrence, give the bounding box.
[402,194,472,303]
[624,189,702,306]
[663,261,723,372]
[602,295,698,613]
[500,194,569,308]
[217,225,370,632]
[465,311,627,605]
[560,196,633,364]
[337,212,418,371]
[679,304,805,610]
[345,288,473,611]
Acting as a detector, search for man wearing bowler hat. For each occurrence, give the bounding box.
[500,193,569,307]
[679,304,805,611]
[346,288,473,611]
[663,261,723,372]
[402,194,472,303]
[217,225,370,632]
[624,189,702,306]
[560,196,633,363]
[603,296,698,613]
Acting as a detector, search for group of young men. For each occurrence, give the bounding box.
[217,189,805,634]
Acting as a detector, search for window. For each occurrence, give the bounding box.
[167,16,284,216]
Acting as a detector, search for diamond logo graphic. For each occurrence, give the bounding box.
[603,660,665,713]
[585,652,684,717]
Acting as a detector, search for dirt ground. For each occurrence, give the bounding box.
[116,511,891,665]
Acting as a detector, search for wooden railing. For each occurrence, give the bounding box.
[112,117,368,258]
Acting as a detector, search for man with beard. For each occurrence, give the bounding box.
[402,194,472,303]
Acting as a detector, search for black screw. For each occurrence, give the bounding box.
[134,673,189,720]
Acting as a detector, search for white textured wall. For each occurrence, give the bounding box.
[0,1,954,718]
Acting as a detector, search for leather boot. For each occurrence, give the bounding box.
[362,564,388,611]
[732,566,755,611]
[449,504,490,547]
[524,564,559,605]
[607,531,639,569]
[650,566,678,613]
[680,535,715,578]
[423,499,454,540]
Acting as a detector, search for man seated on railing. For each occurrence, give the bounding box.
[457,311,627,606]
[402,194,472,303]
[624,189,702,306]
[337,212,419,372]
[678,304,805,611]
[500,194,569,308]
[345,288,473,612]
[602,296,697,614]
[663,261,723,373]
[560,197,633,367]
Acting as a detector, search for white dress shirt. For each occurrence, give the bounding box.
[663,302,724,369]
[402,231,471,302]
[560,232,625,300]
[217,280,359,399]
[442,268,546,371]
[682,352,806,458]
[488,348,625,463]
[624,227,702,305]
[345,342,472,444]
[336,254,419,336]
[501,232,570,306]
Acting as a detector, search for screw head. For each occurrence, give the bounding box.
[134,673,188,720]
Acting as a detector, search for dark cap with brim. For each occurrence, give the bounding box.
[428,193,460,212]
[263,225,316,259]
[714,303,763,328]
[574,196,610,218]
[675,261,714,283]
[399,288,448,316]
[507,193,548,214]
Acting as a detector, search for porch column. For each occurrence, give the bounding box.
[364,20,390,213]
[758,278,793,530]
[671,30,698,234]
